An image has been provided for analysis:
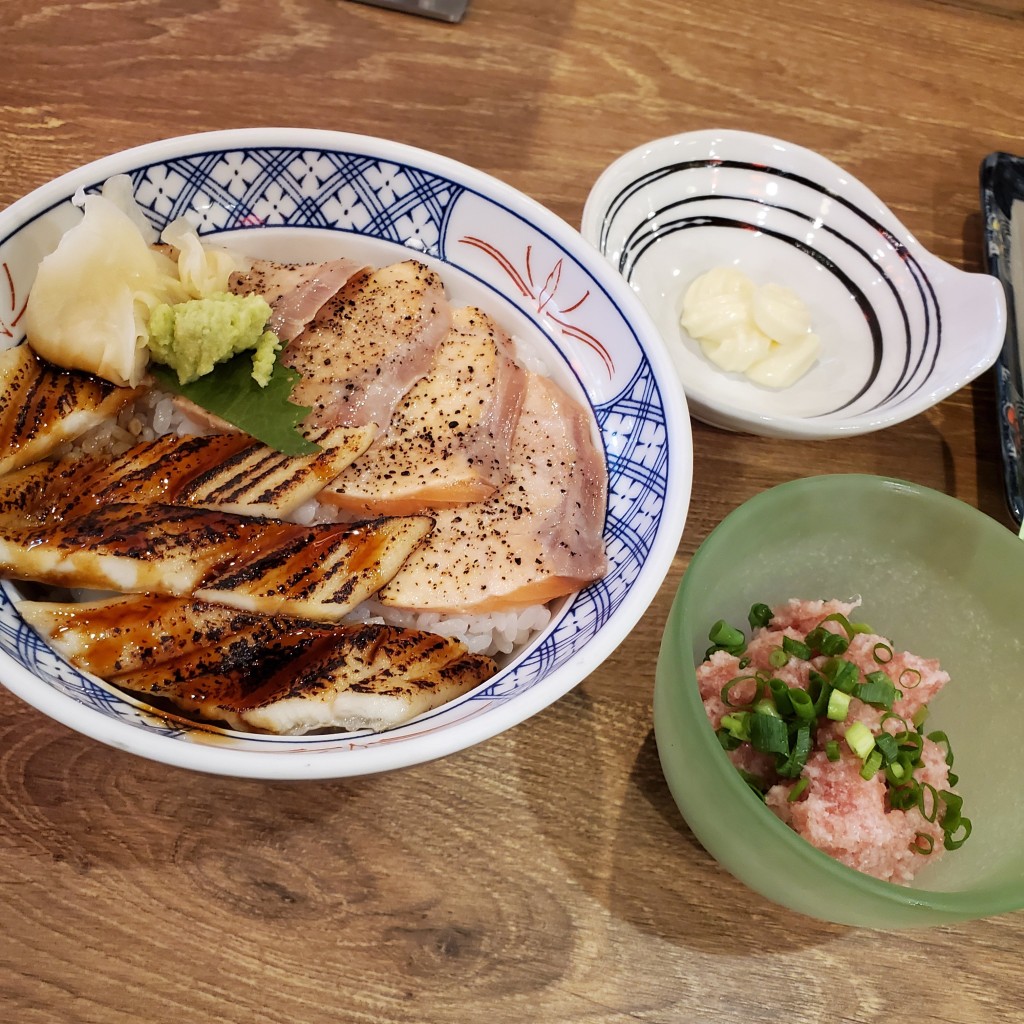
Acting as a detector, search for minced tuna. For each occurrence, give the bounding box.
[696,598,966,885]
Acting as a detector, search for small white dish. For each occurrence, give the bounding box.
[582,129,1006,439]
[0,127,693,779]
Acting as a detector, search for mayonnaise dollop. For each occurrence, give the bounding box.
[679,267,820,388]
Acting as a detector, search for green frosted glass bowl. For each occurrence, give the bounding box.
[654,474,1024,928]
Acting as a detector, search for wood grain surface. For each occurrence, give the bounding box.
[2,1,1024,1021]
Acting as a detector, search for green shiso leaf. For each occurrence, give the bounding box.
[150,354,320,456]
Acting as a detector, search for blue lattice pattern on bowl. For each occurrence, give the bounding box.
[0,129,691,777]
[125,148,466,253]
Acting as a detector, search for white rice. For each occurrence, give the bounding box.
[65,388,553,661]
[55,390,208,459]
[346,599,552,658]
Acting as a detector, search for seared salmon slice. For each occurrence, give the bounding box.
[324,306,527,515]
[20,595,495,734]
[0,502,433,621]
[16,424,375,520]
[0,345,140,475]
[378,372,608,613]
[229,257,367,342]
[282,260,451,430]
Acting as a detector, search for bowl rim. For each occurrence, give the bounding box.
[0,126,694,779]
[583,129,1006,440]
[655,472,1024,922]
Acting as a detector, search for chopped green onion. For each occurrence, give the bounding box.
[748,603,773,630]
[860,749,883,780]
[821,612,866,638]
[912,832,935,855]
[788,688,816,721]
[777,722,813,778]
[827,688,851,722]
[707,619,746,658]
[754,697,782,719]
[889,751,918,783]
[825,740,841,762]
[805,625,849,656]
[708,619,744,647]
[872,642,893,663]
[820,631,850,656]
[787,777,810,802]
[828,658,860,694]
[716,729,741,751]
[896,730,923,762]
[720,712,752,743]
[749,713,789,757]
[918,782,939,822]
[874,732,900,763]
[911,705,929,730]
[782,635,812,661]
[899,667,922,689]
[855,674,900,710]
[768,647,789,669]
[939,791,964,829]
[807,671,831,717]
[888,780,920,811]
[721,675,763,708]
[928,730,954,768]
[768,678,793,716]
[845,721,875,760]
[944,818,972,850]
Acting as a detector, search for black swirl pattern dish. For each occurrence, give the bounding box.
[583,130,1005,439]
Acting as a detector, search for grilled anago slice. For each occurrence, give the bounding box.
[0,503,433,621]
[4,424,375,520]
[18,595,496,734]
[17,594,271,676]
[118,621,494,734]
[0,345,141,475]
[170,425,374,516]
[0,461,50,517]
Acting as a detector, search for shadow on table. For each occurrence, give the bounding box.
[505,681,851,959]
[621,726,851,954]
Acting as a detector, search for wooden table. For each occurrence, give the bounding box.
[2,1,1023,1021]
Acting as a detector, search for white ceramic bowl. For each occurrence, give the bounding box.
[0,128,693,779]
[582,129,1006,439]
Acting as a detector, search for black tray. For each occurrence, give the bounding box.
[981,151,1024,526]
